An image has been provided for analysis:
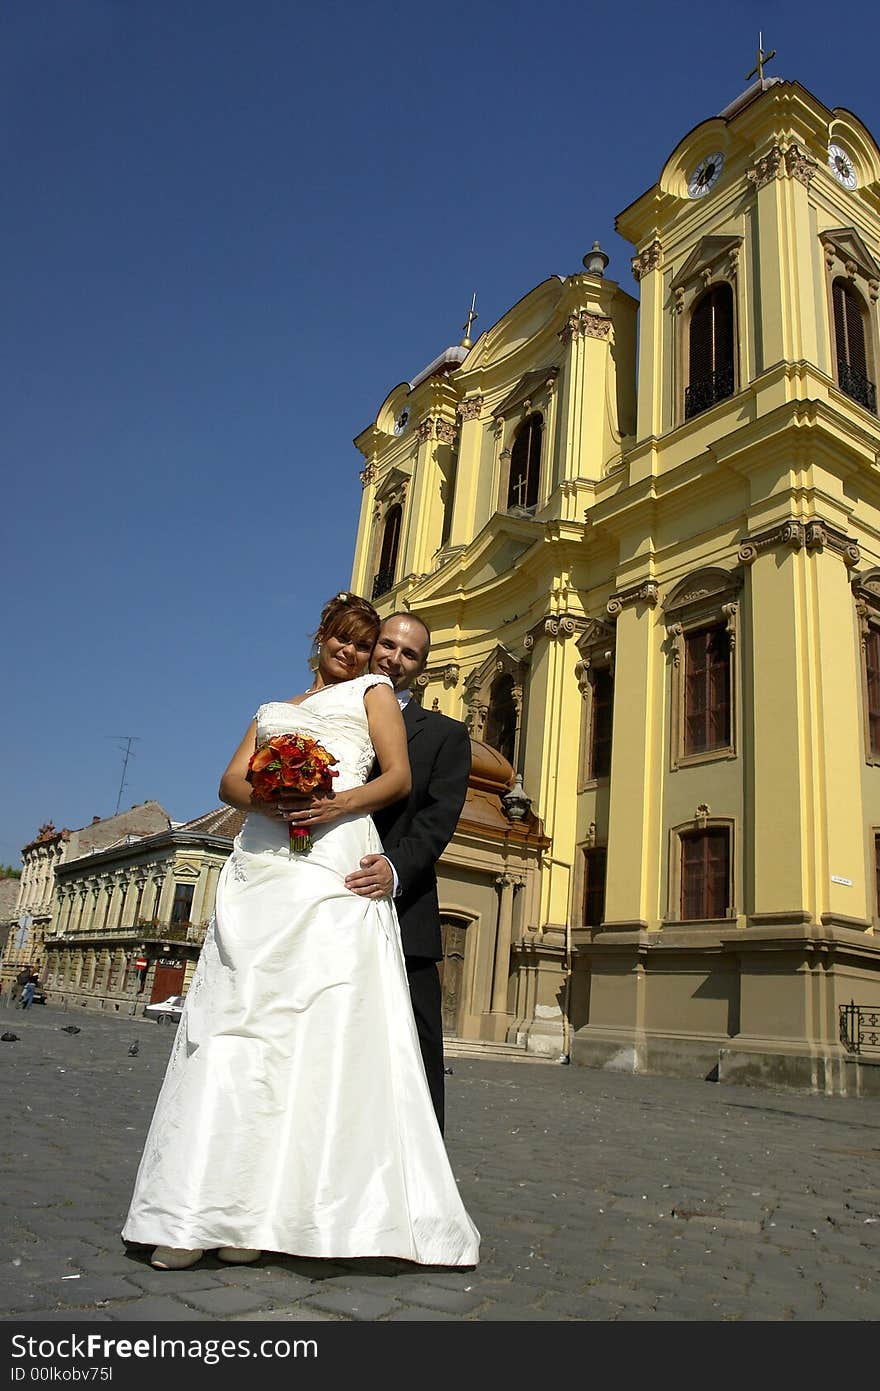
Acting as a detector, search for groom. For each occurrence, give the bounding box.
[344,612,471,1134]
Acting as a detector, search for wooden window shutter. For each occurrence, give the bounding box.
[833,278,868,378]
[684,624,730,755]
[867,627,880,757]
[681,828,730,920]
[590,668,613,778]
[583,847,607,927]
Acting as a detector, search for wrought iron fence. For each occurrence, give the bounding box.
[837,360,877,415]
[839,1001,880,1054]
[371,567,396,600]
[684,365,735,420]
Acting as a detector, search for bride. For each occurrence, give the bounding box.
[122,592,479,1270]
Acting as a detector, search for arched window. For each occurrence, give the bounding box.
[484,673,518,765]
[685,283,734,420]
[833,278,876,413]
[372,503,402,599]
[507,414,542,510]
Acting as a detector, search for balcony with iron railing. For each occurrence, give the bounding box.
[837,359,877,415]
[371,566,396,600]
[684,365,735,421]
[45,919,207,948]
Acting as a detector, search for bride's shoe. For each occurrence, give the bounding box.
[216,1247,261,1264]
[150,1246,204,1270]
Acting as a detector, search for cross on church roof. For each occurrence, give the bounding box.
[460,292,478,349]
[746,32,776,83]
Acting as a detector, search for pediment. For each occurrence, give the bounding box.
[374,464,411,503]
[169,860,200,879]
[463,644,529,698]
[664,566,742,614]
[853,567,880,604]
[493,367,559,420]
[671,236,743,291]
[820,227,880,282]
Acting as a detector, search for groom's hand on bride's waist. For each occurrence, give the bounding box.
[345,854,395,900]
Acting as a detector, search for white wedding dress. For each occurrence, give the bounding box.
[123,674,479,1266]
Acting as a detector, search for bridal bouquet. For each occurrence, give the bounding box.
[246,733,339,855]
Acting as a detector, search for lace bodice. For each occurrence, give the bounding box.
[253,673,393,788]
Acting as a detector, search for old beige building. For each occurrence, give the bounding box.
[350,74,880,1092]
[1,803,171,987]
[41,806,244,1015]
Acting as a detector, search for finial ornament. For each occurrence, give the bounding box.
[460,292,478,349]
[583,241,609,276]
[746,31,776,82]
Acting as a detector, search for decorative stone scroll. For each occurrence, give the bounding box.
[546,615,577,638]
[606,581,659,618]
[558,311,612,344]
[738,519,860,567]
[414,662,460,694]
[359,461,375,487]
[737,521,805,565]
[631,240,663,283]
[804,520,861,568]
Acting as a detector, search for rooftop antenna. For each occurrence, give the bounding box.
[460,292,478,349]
[746,31,776,83]
[108,736,140,815]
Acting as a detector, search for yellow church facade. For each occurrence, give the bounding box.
[350,76,880,1093]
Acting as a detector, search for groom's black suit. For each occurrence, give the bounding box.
[372,699,471,1133]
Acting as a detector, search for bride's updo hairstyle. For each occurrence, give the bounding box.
[314,591,381,650]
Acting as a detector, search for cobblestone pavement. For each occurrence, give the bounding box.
[1,1002,879,1323]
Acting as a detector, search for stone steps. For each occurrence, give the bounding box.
[442,1037,558,1064]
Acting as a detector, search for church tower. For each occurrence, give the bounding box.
[349,70,880,1091]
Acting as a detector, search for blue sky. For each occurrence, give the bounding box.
[3,0,878,862]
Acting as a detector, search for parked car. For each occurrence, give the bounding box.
[143,994,185,1024]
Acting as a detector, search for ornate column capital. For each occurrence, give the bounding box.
[746,145,783,190]
[558,310,612,343]
[435,419,458,445]
[784,142,818,186]
[457,395,483,421]
[359,461,375,488]
[631,239,663,282]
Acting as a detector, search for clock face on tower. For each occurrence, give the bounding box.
[688,152,724,198]
[828,144,857,190]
